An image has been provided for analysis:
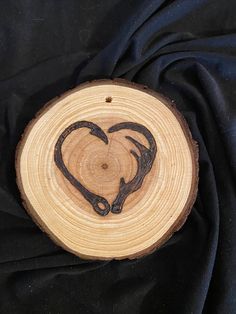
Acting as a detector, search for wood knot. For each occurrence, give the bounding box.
[101,163,108,170]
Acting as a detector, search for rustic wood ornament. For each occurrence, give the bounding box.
[16,79,198,260]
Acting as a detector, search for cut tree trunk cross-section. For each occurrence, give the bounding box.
[16,79,198,260]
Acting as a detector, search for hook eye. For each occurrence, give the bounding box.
[111,204,122,214]
[93,198,110,216]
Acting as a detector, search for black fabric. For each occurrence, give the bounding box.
[0,1,235,313]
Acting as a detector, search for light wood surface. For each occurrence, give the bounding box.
[16,79,198,259]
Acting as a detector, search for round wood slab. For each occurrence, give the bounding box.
[16,79,198,260]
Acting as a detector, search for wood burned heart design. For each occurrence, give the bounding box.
[54,121,157,216]
[16,80,198,260]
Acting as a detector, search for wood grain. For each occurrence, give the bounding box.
[16,79,198,260]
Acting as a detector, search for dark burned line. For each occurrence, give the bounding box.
[108,122,157,214]
[54,121,157,216]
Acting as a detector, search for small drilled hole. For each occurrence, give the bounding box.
[105,96,112,103]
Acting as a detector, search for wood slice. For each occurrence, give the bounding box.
[16,79,198,260]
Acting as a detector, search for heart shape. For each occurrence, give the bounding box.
[54,121,157,216]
